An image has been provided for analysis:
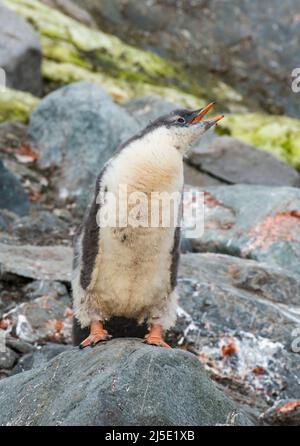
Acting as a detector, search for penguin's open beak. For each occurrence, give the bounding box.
[189,102,224,125]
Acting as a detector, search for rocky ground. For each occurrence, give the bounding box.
[0,0,300,427]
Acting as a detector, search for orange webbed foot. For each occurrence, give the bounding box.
[143,324,171,349]
[79,321,111,349]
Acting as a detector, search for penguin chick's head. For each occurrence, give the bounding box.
[142,102,224,154]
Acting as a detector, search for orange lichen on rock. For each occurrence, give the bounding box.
[245,211,300,252]
[252,366,265,375]
[54,319,64,332]
[221,339,237,357]
[277,400,300,414]
[0,319,10,330]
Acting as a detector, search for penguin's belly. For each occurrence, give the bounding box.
[90,226,174,321]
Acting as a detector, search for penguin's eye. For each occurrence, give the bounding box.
[176,117,186,124]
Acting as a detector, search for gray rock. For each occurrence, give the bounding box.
[184,163,224,187]
[5,295,72,344]
[12,342,72,375]
[0,346,18,370]
[124,95,178,127]
[23,280,68,301]
[0,160,29,217]
[260,400,300,426]
[41,0,96,26]
[0,275,30,318]
[0,209,18,232]
[0,122,48,203]
[0,243,72,282]
[0,4,42,95]
[187,184,300,275]
[12,211,70,245]
[188,136,300,187]
[175,253,300,408]
[5,336,33,355]
[0,338,252,426]
[78,0,300,117]
[28,81,139,213]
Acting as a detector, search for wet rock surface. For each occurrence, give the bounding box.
[0,4,42,96]
[0,338,252,426]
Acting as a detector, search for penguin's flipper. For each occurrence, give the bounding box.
[79,321,111,349]
[144,324,171,349]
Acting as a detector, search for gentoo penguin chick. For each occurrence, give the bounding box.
[72,102,223,349]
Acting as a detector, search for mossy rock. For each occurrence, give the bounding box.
[3,0,200,105]
[0,88,39,123]
[41,60,203,108]
[218,113,300,170]
[3,0,245,110]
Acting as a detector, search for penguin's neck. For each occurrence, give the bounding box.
[113,132,184,193]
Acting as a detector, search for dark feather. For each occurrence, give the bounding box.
[79,167,107,289]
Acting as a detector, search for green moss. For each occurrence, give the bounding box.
[218,113,300,170]
[42,60,203,108]
[0,88,39,123]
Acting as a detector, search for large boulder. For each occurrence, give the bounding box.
[0,4,42,96]
[0,160,29,216]
[0,338,252,426]
[0,243,72,282]
[28,81,139,212]
[75,0,300,118]
[176,253,300,410]
[188,135,300,187]
[187,185,300,275]
[218,113,300,171]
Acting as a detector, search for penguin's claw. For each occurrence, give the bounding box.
[79,321,111,349]
[143,323,171,348]
[143,334,171,349]
[79,333,111,349]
